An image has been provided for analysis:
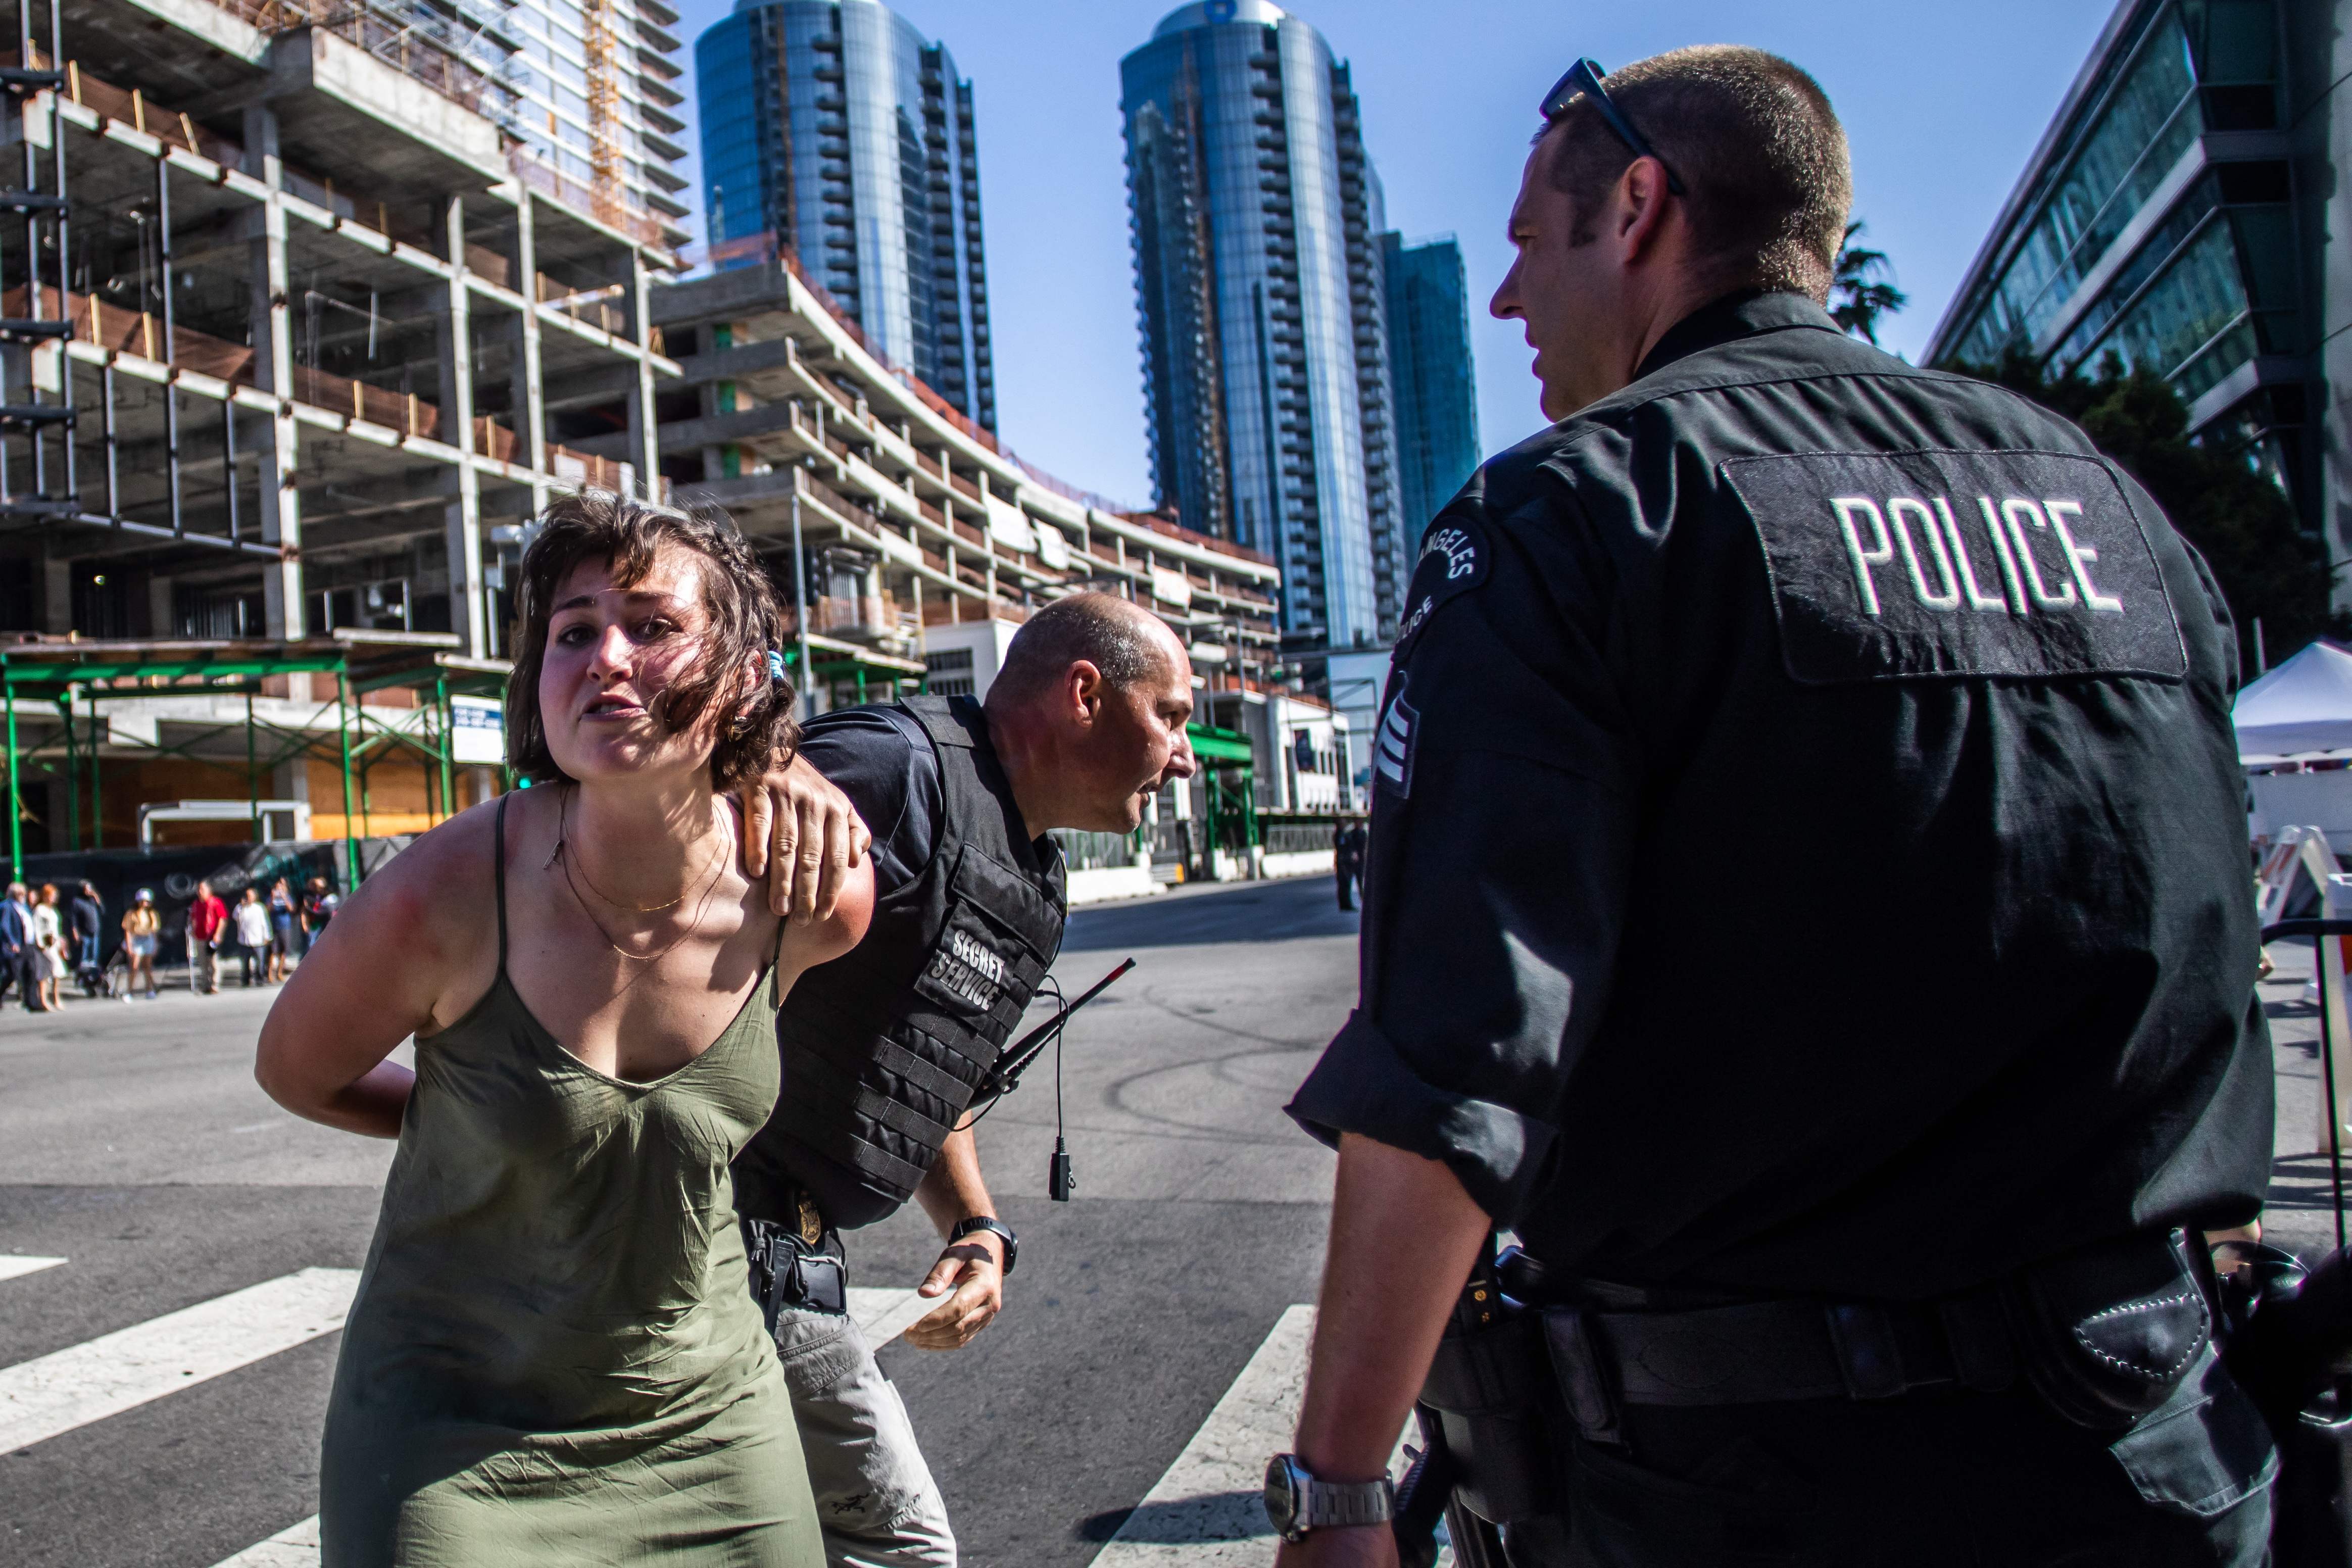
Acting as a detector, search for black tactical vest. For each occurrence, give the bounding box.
[746,695,1066,1228]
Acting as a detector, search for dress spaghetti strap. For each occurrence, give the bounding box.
[494,794,510,971]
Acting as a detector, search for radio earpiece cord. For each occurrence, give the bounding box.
[961,957,1136,1200]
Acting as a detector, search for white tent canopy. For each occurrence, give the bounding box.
[2234,641,2352,762]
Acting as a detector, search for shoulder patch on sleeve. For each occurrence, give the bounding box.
[1394,517,1489,662]
[1721,449,2188,685]
[1372,671,1418,798]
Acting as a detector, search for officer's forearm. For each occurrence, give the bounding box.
[1294,1134,1491,1483]
[914,1117,994,1239]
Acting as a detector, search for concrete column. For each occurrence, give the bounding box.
[39,549,67,634]
[145,573,171,638]
[436,194,486,656]
[628,247,659,502]
[514,194,550,516]
[244,105,304,655]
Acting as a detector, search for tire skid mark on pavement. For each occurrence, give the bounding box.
[0,1266,358,1455]
[198,1287,932,1568]
[0,1253,66,1282]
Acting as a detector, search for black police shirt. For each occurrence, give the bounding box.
[759,704,945,1217]
[796,706,943,896]
[1286,291,2272,1302]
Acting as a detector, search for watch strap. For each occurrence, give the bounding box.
[950,1216,1017,1275]
[1302,1473,1395,1531]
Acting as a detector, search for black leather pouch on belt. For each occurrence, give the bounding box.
[1417,1302,1557,1524]
[2005,1229,2212,1431]
[745,1218,849,1335]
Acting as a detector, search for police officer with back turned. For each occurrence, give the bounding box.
[1268,46,2275,1568]
[736,592,1197,1567]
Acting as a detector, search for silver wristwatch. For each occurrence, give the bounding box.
[1262,1453,1396,1543]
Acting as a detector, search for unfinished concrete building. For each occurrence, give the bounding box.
[0,0,682,858]
[629,254,1283,706]
[626,255,1341,885]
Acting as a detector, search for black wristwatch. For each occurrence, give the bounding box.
[1263,1453,1395,1542]
[950,1215,1017,1275]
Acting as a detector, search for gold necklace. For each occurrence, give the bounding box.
[556,786,718,913]
[560,851,723,964]
[552,789,729,963]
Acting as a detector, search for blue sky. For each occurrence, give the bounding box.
[661,0,2116,509]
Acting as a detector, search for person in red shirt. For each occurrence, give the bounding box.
[186,879,227,994]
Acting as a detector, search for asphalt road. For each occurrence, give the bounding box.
[6,872,2336,1568]
[0,872,1359,1568]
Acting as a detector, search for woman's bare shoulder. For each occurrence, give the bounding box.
[335,793,524,953]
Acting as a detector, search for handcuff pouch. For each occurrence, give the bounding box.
[2006,1230,2211,1431]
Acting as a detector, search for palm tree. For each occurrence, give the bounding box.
[1830,221,1908,345]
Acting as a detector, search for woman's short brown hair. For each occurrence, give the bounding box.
[504,489,797,791]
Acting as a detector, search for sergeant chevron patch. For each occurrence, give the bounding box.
[1374,677,1418,798]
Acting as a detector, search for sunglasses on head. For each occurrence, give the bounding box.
[1540,59,1686,197]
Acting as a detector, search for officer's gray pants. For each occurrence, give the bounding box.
[772,1303,957,1568]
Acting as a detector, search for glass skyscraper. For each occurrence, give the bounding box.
[1928,0,2342,574]
[1121,0,1403,648]
[1380,232,1480,544]
[696,0,995,430]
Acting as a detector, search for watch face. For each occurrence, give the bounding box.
[1262,1455,1302,1538]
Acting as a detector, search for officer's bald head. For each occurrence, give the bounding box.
[1540,46,1851,303]
[983,593,1196,837]
[987,593,1184,711]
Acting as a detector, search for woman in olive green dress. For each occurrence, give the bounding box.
[257,492,872,1567]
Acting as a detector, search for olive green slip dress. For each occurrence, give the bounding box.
[319,797,821,1567]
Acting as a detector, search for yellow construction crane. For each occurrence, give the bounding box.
[582,0,624,227]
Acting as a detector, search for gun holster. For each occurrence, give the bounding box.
[744,1215,848,1335]
[1416,1271,1559,1526]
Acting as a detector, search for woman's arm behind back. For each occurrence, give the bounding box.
[255,804,503,1138]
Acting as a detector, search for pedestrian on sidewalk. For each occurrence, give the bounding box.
[30,885,64,1011]
[1332,821,1365,912]
[266,877,296,981]
[257,492,873,1568]
[185,880,226,994]
[121,890,159,999]
[1,882,35,1011]
[68,881,104,995]
[1276,46,2274,1568]
[231,887,272,987]
[300,875,338,952]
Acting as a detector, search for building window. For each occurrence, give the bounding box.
[924,645,974,698]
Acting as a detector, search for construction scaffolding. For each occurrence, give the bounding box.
[0,631,510,888]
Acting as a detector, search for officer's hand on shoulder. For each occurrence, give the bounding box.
[741,751,872,927]
[1273,1525,1397,1568]
[903,1232,1005,1351]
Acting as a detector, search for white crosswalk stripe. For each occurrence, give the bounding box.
[849,1283,936,1346]
[1089,1307,1418,1566]
[1090,1304,1316,1565]
[208,1515,319,1568]
[0,1266,358,1456]
[0,1254,66,1283]
[201,1286,933,1568]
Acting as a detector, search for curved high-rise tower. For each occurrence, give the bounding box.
[697,0,994,430]
[1121,1,1404,647]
